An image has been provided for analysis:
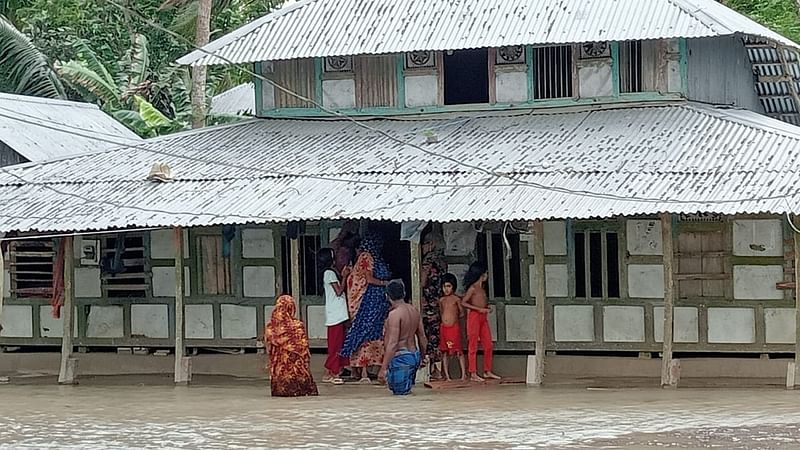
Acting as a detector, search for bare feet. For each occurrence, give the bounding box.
[483,371,501,380]
[444,376,451,382]
[460,376,468,382]
[470,373,485,382]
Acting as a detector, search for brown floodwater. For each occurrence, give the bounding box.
[1,380,800,449]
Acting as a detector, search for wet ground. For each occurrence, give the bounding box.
[1,380,800,449]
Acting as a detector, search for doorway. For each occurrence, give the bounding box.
[444,49,489,105]
[366,221,412,301]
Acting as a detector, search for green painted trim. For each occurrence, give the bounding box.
[526,45,535,102]
[610,42,620,98]
[679,38,689,96]
[254,62,263,117]
[259,93,684,118]
[314,57,324,105]
[395,54,406,108]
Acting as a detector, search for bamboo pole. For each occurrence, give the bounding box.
[410,241,422,310]
[174,228,191,384]
[290,237,301,319]
[532,220,547,385]
[660,213,678,388]
[58,237,76,384]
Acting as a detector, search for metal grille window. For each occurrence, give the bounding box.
[534,45,574,99]
[676,231,726,298]
[9,240,55,298]
[476,232,522,298]
[573,231,620,298]
[101,234,147,298]
[620,41,643,93]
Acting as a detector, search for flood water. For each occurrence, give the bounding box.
[2,380,800,449]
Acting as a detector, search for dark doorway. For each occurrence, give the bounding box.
[444,49,489,105]
[366,221,412,302]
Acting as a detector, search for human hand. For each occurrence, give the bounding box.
[483,306,492,314]
[378,368,387,383]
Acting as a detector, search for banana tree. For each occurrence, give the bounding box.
[0,14,65,98]
[57,34,194,137]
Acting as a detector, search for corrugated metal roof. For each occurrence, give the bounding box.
[178,0,798,66]
[0,93,141,162]
[745,38,800,125]
[1,101,800,233]
[210,82,255,116]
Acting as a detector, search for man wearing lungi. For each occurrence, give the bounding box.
[378,279,428,395]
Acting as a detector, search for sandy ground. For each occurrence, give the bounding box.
[2,378,800,449]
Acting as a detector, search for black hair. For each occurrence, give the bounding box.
[386,279,406,301]
[441,273,458,291]
[317,247,336,290]
[463,261,487,290]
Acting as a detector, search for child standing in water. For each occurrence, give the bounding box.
[318,248,350,384]
[462,262,501,382]
[438,273,466,381]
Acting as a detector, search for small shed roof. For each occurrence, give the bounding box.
[0,102,799,233]
[210,82,255,116]
[0,93,140,162]
[178,0,799,66]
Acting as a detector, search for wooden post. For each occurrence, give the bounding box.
[174,228,191,384]
[410,241,422,310]
[660,213,679,388]
[290,237,301,319]
[58,237,77,384]
[531,220,547,385]
[793,216,800,388]
[0,242,4,325]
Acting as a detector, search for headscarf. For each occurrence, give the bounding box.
[266,295,308,352]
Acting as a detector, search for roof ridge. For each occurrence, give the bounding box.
[0,92,101,110]
[665,0,725,35]
[684,102,800,143]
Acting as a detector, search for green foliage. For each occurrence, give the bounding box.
[0,14,64,97]
[726,0,800,43]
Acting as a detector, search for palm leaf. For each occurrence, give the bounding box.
[0,14,65,98]
[135,95,173,128]
[71,39,117,94]
[111,108,155,138]
[57,60,121,106]
[120,33,150,88]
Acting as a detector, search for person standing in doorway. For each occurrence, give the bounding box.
[378,279,427,395]
[421,231,447,379]
[462,262,501,382]
[318,248,350,384]
[341,232,391,383]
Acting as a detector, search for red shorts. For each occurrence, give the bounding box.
[439,323,463,354]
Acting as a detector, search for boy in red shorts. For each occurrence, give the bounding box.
[438,273,467,381]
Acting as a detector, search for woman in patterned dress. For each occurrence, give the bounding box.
[266,295,319,397]
[421,231,447,379]
[340,232,391,383]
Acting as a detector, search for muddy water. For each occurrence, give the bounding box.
[1,382,800,449]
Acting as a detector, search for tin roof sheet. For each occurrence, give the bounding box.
[0,93,141,162]
[178,0,798,66]
[1,102,800,233]
[210,82,255,116]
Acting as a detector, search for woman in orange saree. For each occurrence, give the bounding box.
[266,295,319,397]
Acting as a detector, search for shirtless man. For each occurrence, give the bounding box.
[378,279,428,395]
[462,262,501,382]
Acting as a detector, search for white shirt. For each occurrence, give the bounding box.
[323,270,349,326]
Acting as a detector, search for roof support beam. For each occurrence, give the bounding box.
[791,216,800,388]
[529,220,547,386]
[58,237,77,385]
[174,227,191,384]
[660,213,679,388]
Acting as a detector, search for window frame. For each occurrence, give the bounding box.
[571,221,622,301]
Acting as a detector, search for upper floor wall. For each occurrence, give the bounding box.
[254,37,763,117]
